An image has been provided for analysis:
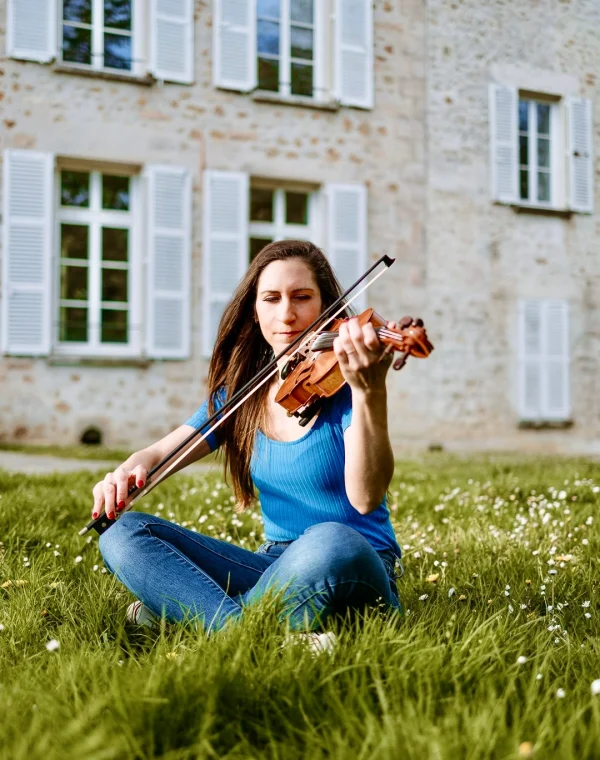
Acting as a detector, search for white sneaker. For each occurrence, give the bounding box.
[126,600,157,629]
[283,631,337,655]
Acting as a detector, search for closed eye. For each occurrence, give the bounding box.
[264,296,311,302]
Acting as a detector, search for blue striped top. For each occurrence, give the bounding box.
[185,383,401,558]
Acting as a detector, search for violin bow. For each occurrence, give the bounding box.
[79,255,395,537]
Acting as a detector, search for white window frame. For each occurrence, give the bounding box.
[58,0,145,77]
[248,184,320,260]
[518,96,562,210]
[256,0,328,102]
[53,167,142,358]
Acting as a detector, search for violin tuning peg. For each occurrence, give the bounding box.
[398,316,413,329]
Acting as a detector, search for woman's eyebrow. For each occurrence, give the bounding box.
[259,288,316,295]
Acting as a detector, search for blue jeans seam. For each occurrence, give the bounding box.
[142,517,267,576]
[286,578,397,619]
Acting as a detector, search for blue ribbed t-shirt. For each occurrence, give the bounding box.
[184,383,401,558]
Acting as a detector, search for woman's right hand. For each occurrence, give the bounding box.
[91,464,148,520]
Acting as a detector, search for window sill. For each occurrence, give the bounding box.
[508,202,573,218]
[53,63,154,86]
[518,419,574,430]
[47,355,152,368]
[251,90,340,112]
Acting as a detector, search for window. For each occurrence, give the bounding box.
[56,168,140,354]
[490,85,593,212]
[60,0,136,72]
[257,0,316,98]
[518,98,555,205]
[249,186,315,261]
[518,300,570,422]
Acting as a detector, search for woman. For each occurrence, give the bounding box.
[96,240,403,638]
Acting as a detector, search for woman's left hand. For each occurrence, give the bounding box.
[333,317,397,394]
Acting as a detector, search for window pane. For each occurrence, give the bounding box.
[291,62,313,97]
[258,58,279,91]
[519,136,528,167]
[104,0,132,30]
[291,0,313,24]
[101,309,128,343]
[102,175,130,210]
[258,19,279,55]
[250,188,274,221]
[537,137,550,169]
[102,268,128,302]
[537,104,550,135]
[60,265,88,300]
[63,0,92,24]
[61,171,90,207]
[60,307,88,342]
[518,100,528,132]
[286,192,308,224]
[102,227,129,261]
[520,169,528,200]
[104,33,132,70]
[291,26,313,60]
[250,237,272,261]
[61,224,89,260]
[537,172,550,202]
[62,24,92,65]
[258,0,280,17]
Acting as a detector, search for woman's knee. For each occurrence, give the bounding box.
[298,522,378,578]
[98,511,152,571]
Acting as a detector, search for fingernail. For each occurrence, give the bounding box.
[92,512,98,519]
[118,501,125,509]
[137,480,144,488]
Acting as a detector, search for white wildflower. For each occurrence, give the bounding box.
[74,556,83,564]
[448,588,455,598]
[582,601,590,608]
[53,551,60,557]
[0,624,4,631]
[536,673,543,681]
[585,613,592,619]
[517,656,527,665]
[558,491,567,500]
[46,639,60,652]
[419,594,428,601]
[556,688,566,698]
[591,680,600,696]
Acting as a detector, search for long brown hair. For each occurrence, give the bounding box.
[206,240,354,511]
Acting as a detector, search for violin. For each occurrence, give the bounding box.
[275,309,434,426]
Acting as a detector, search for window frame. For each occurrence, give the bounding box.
[517,95,562,210]
[255,0,328,103]
[58,0,145,77]
[53,166,143,358]
[248,183,321,261]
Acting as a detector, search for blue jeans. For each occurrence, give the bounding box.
[99,513,402,634]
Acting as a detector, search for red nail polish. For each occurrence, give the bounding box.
[92,512,98,519]
[118,501,125,509]
[137,480,144,488]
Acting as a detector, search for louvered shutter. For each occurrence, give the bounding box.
[213,0,257,91]
[1,150,53,356]
[7,0,56,63]
[489,84,518,203]
[326,183,368,311]
[543,301,570,420]
[334,0,373,109]
[518,300,543,420]
[202,170,248,357]
[145,165,191,359]
[567,98,594,213]
[149,0,194,84]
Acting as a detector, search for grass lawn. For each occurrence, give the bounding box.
[0,454,599,759]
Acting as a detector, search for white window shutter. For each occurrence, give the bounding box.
[145,165,192,359]
[334,0,374,109]
[326,183,368,311]
[518,300,543,420]
[7,0,56,63]
[1,150,53,356]
[489,84,518,203]
[567,97,594,213]
[149,0,194,84]
[202,170,249,357]
[543,301,570,420]
[213,0,257,91]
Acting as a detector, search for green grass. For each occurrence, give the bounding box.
[1,454,599,759]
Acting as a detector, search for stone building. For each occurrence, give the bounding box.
[1,0,598,456]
